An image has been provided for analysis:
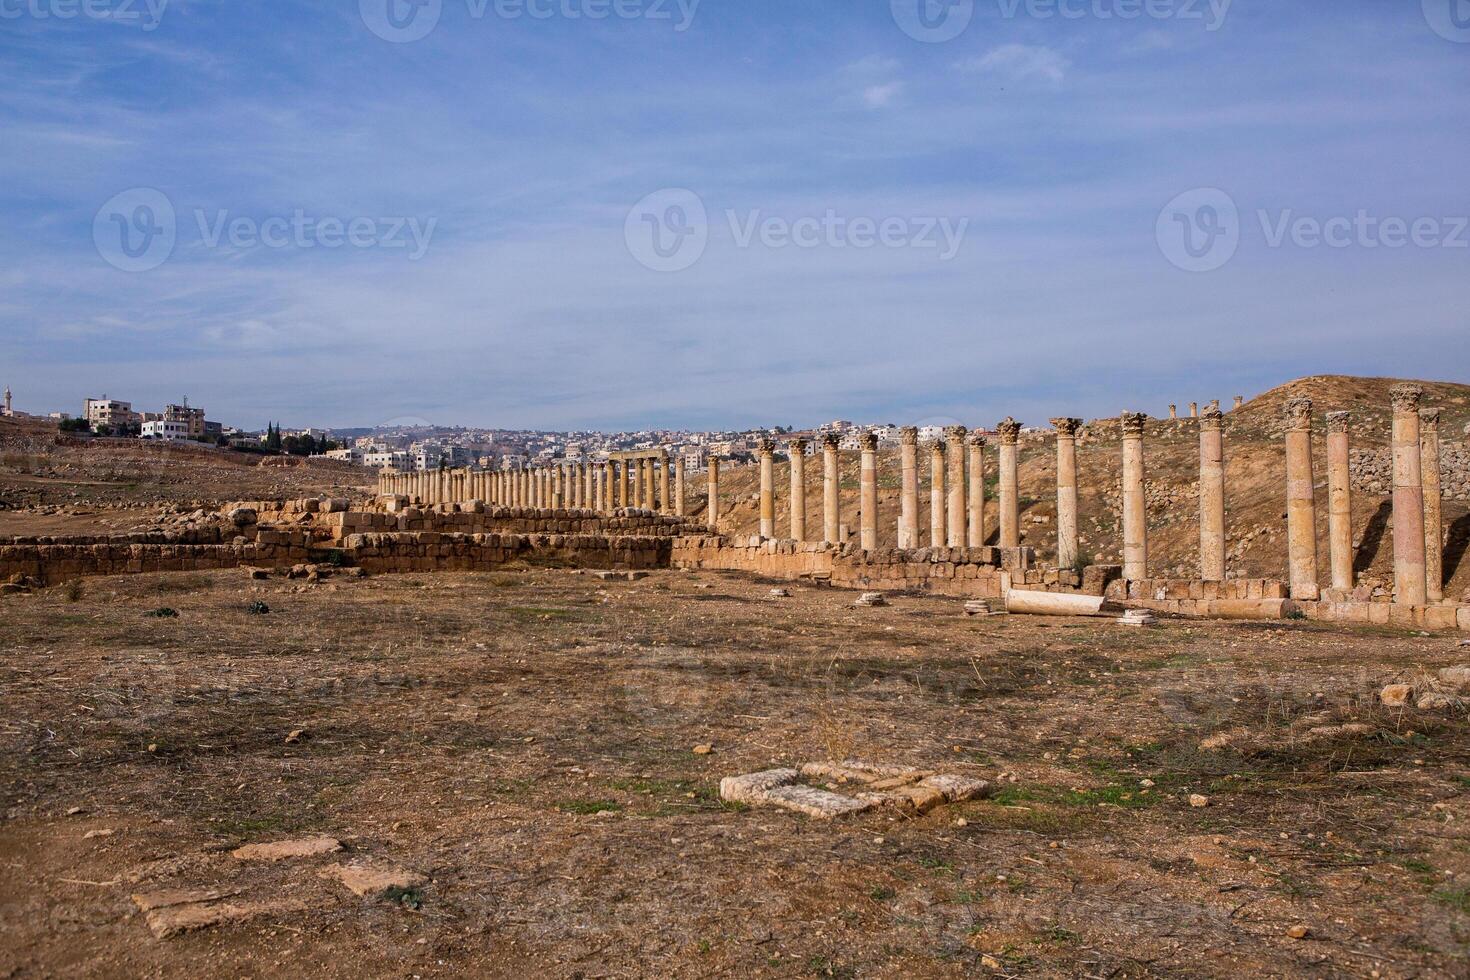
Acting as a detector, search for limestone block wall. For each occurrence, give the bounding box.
[670,535,1011,598]
[0,527,314,586]
[344,532,670,574]
[322,507,699,543]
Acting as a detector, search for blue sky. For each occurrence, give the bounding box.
[2,0,1467,431]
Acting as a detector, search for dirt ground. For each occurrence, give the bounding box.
[3,566,1468,978]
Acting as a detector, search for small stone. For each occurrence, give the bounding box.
[854,592,887,607]
[1139,779,1155,788]
[84,828,114,839]
[1416,692,1456,711]
[147,744,158,753]
[1380,684,1413,708]
[66,806,86,816]
[692,744,713,755]
[284,729,305,744]
[1287,924,1310,940]
[981,955,1002,969]
[320,862,428,898]
[769,588,791,598]
[1189,794,1209,808]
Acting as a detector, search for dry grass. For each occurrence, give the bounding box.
[2,567,1468,977]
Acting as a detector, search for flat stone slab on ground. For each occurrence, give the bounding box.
[321,862,428,898]
[231,836,341,862]
[722,762,989,819]
[130,889,301,939]
[761,785,874,819]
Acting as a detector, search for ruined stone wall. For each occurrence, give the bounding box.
[320,506,698,543]
[1352,444,1470,500]
[0,527,314,586]
[671,535,1011,598]
[344,531,670,575]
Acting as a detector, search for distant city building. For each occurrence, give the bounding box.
[141,418,191,441]
[84,397,139,432]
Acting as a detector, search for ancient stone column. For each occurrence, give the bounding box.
[967,433,986,548]
[1189,402,1198,419]
[619,459,631,510]
[555,466,566,509]
[860,432,879,551]
[644,457,658,511]
[929,441,945,547]
[1052,418,1082,572]
[1422,408,1444,603]
[996,418,1022,549]
[1325,411,1354,591]
[1120,412,1148,581]
[673,456,686,517]
[1390,385,1427,605]
[1283,397,1320,601]
[1169,404,1177,420]
[1234,396,1244,410]
[788,439,808,542]
[707,456,721,529]
[758,439,776,539]
[822,434,841,545]
[898,427,919,549]
[1197,406,1227,582]
[946,426,967,548]
[658,451,671,514]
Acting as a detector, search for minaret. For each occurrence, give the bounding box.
[2,386,10,416]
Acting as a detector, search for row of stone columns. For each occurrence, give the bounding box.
[378,452,699,518]
[1256,386,1443,604]
[754,425,1011,552]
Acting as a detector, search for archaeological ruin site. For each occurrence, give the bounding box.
[3,376,1469,975]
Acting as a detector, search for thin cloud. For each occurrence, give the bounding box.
[956,44,1070,87]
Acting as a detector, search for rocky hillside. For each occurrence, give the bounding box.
[700,376,1470,601]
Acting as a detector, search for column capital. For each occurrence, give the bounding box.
[899,425,918,446]
[1198,405,1223,431]
[788,437,809,453]
[860,432,878,451]
[822,432,842,450]
[967,431,987,448]
[1119,412,1147,437]
[944,424,967,441]
[1050,417,1082,438]
[1282,397,1313,431]
[1390,383,1424,413]
[758,438,776,456]
[1325,410,1350,434]
[1419,407,1441,430]
[929,439,946,457]
[996,417,1022,445]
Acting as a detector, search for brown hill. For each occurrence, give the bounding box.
[701,376,1470,600]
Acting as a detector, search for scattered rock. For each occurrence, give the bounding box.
[692,743,713,755]
[625,571,649,581]
[1416,692,1457,711]
[231,836,341,862]
[1287,924,1310,940]
[66,806,86,816]
[84,828,114,839]
[1380,684,1413,708]
[769,588,791,598]
[1119,609,1158,627]
[284,729,305,744]
[320,862,428,898]
[1189,794,1210,808]
[854,592,887,607]
[1439,666,1470,687]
